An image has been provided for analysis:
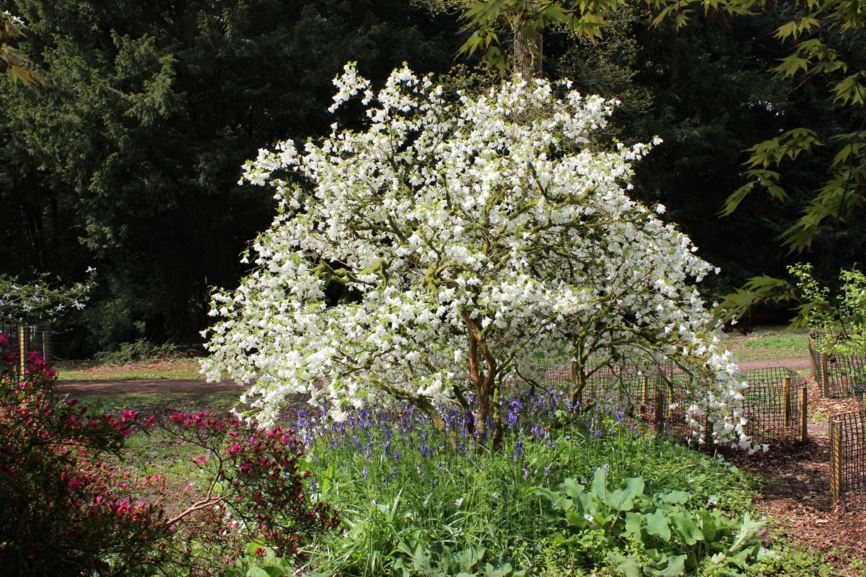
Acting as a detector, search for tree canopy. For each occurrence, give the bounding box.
[203,66,749,449]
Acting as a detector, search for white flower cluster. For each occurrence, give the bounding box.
[202,64,750,448]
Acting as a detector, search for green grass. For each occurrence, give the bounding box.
[723,326,810,362]
[75,390,237,416]
[55,359,203,381]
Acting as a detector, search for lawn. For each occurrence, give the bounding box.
[722,326,810,362]
[55,358,203,381]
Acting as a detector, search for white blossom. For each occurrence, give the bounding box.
[202,64,750,448]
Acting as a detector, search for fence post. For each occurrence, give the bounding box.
[653,386,665,437]
[799,385,808,443]
[40,328,51,361]
[820,353,830,397]
[641,376,649,405]
[830,419,842,506]
[17,324,27,377]
[782,376,791,427]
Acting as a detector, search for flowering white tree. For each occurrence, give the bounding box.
[202,64,750,449]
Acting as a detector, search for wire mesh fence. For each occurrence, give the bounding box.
[809,334,866,398]
[526,357,808,447]
[830,411,866,504]
[0,323,53,379]
[740,368,806,444]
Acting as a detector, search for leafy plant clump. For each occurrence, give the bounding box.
[789,264,866,355]
[292,399,757,576]
[94,338,189,365]
[537,470,774,577]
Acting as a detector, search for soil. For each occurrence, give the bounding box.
[56,355,866,570]
[723,377,866,574]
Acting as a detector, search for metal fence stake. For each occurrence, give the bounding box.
[799,385,808,443]
[821,352,830,397]
[782,376,791,427]
[17,324,27,377]
[830,419,842,506]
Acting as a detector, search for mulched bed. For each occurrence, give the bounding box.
[724,378,866,572]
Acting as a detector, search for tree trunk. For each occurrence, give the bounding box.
[513,28,542,78]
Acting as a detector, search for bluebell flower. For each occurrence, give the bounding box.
[512,440,524,461]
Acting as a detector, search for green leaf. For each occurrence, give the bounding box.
[259,564,289,577]
[624,511,643,541]
[413,544,432,571]
[456,545,485,570]
[721,182,754,216]
[645,509,671,542]
[607,553,641,577]
[699,511,718,543]
[729,513,763,553]
[671,511,704,545]
[563,477,586,503]
[591,468,608,503]
[658,490,690,505]
[606,477,645,512]
[566,507,591,528]
[646,554,687,577]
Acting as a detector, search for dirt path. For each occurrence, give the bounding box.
[738,357,811,371]
[57,356,813,396]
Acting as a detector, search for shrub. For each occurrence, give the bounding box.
[0,333,335,576]
[0,337,167,576]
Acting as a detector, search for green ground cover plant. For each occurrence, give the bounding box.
[292,399,755,576]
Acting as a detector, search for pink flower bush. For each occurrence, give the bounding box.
[0,333,336,575]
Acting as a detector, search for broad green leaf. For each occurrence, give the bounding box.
[606,477,645,512]
[624,511,643,541]
[671,511,704,545]
[563,477,585,500]
[413,544,432,571]
[591,468,608,503]
[645,509,671,542]
[729,513,763,553]
[259,564,289,577]
[699,511,718,543]
[658,490,690,505]
[607,553,641,577]
[646,554,687,577]
[456,545,485,569]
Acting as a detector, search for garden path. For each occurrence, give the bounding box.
[57,356,813,396]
